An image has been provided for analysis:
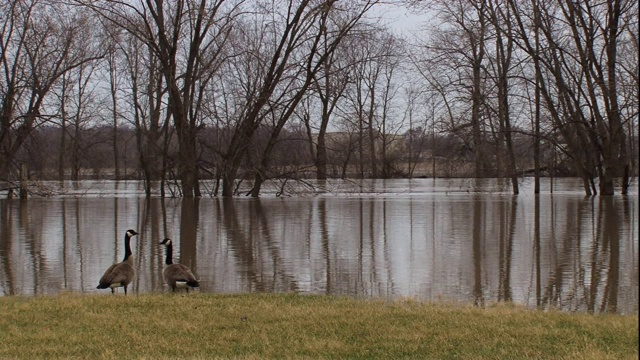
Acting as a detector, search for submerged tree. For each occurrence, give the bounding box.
[86,0,240,197]
[409,0,637,195]
[0,1,103,186]
[509,0,636,195]
[244,1,379,196]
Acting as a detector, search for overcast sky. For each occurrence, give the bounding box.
[373,2,429,36]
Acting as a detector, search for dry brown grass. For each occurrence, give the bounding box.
[0,293,636,359]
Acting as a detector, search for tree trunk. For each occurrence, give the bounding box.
[315,93,332,180]
[367,86,378,178]
[599,0,627,195]
[221,162,238,197]
[489,1,519,194]
[58,77,68,182]
[19,163,28,198]
[109,51,120,181]
[470,5,487,178]
[316,133,328,180]
[533,8,541,194]
[168,87,199,197]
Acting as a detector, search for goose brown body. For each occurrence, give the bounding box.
[160,238,200,292]
[97,229,138,295]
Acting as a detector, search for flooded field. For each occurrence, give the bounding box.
[1,178,637,314]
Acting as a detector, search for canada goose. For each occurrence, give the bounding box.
[97,229,138,295]
[160,238,200,292]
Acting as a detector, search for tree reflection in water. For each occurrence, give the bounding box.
[0,179,637,315]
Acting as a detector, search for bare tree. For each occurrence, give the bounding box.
[118,31,171,196]
[68,62,100,180]
[85,0,240,197]
[509,0,636,195]
[245,1,378,196]
[376,34,405,178]
[566,0,633,195]
[104,25,123,180]
[466,1,489,178]
[1,0,634,195]
[0,1,104,187]
[485,0,519,193]
[203,1,378,197]
[342,25,404,178]
[306,21,353,180]
[56,72,71,181]
[410,1,492,178]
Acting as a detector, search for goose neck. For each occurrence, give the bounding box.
[123,234,133,263]
[165,243,174,265]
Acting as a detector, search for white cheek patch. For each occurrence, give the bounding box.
[175,281,188,288]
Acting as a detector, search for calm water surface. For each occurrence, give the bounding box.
[0,178,637,315]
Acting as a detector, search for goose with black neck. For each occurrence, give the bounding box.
[160,238,200,292]
[97,229,138,295]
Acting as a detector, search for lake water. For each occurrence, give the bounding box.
[0,178,637,315]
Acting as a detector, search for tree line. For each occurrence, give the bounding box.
[1,0,637,197]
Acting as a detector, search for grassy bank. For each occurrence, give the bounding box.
[0,293,636,359]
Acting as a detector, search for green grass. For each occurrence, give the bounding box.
[0,293,637,359]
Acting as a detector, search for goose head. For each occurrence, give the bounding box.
[160,238,172,246]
